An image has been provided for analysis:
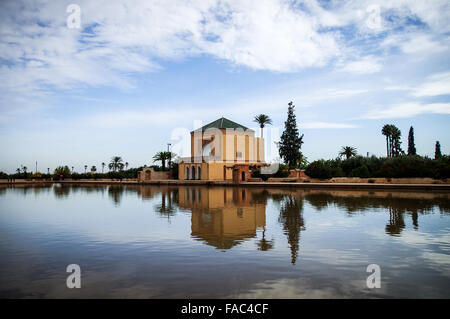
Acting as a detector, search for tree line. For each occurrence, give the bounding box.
[1,151,180,180]
[1,102,446,181]
[2,156,137,180]
[252,101,448,180]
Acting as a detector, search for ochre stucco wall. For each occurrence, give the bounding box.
[179,128,265,181]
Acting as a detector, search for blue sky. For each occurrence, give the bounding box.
[0,0,449,173]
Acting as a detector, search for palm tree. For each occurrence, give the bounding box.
[23,166,27,174]
[125,162,129,170]
[382,124,402,157]
[71,166,74,173]
[391,126,402,156]
[153,152,171,171]
[109,156,124,172]
[382,124,392,157]
[253,114,272,138]
[101,162,105,173]
[16,168,20,174]
[339,146,357,160]
[91,166,97,173]
[84,165,87,173]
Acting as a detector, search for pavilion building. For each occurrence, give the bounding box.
[178,117,265,182]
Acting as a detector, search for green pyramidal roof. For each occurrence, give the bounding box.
[192,117,253,132]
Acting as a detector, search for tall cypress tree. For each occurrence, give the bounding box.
[435,141,442,159]
[407,126,416,155]
[279,101,304,168]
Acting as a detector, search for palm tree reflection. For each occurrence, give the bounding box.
[256,226,274,251]
[304,191,449,236]
[385,207,405,236]
[108,185,124,206]
[155,190,178,221]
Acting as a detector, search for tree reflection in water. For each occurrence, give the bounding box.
[277,195,305,265]
[304,192,449,236]
[108,185,124,206]
[385,207,406,236]
[38,184,450,253]
[154,190,178,221]
[53,184,71,199]
[1,184,449,298]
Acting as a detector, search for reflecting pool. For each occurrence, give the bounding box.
[0,184,449,298]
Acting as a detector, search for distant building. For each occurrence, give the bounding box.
[178,117,266,181]
[137,167,171,181]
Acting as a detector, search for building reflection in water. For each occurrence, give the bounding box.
[178,187,267,250]
[30,184,449,263]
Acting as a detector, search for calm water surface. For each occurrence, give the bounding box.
[0,184,449,298]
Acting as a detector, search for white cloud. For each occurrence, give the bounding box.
[338,55,383,74]
[384,85,413,91]
[1,1,448,94]
[400,34,448,55]
[412,71,450,97]
[82,109,193,128]
[1,0,450,120]
[381,32,449,58]
[309,88,369,100]
[302,122,358,129]
[316,0,450,34]
[197,0,339,72]
[362,102,450,119]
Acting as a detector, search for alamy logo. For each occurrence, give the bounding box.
[66,4,81,29]
[366,4,381,30]
[366,264,381,288]
[66,264,81,288]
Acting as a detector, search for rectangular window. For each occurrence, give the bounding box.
[236,151,242,158]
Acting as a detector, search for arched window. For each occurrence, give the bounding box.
[191,166,196,180]
[185,166,189,180]
[197,166,201,180]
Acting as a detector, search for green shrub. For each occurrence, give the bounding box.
[331,166,345,177]
[305,160,333,179]
[433,155,450,179]
[54,166,71,178]
[349,165,370,178]
[305,155,449,179]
